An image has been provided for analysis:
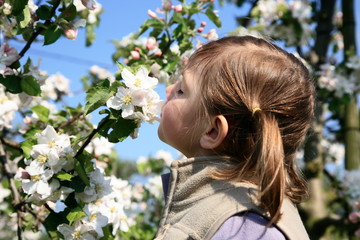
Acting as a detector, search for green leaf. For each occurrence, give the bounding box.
[139,19,164,35]
[107,118,137,143]
[74,160,90,186]
[21,76,41,96]
[44,211,68,232]
[11,0,28,16]
[60,4,77,21]
[0,75,22,94]
[20,139,37,159]
[32,105,50,122]
[56,171,73,181]
[84,86,114,115]
[205,8,222,28]
[36,5,52,20]
[68,176,86,193]
[44,24,63,45]
[66,207,86,225]
[19,5,31,28]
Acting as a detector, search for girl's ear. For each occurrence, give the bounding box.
[200,115,228,150]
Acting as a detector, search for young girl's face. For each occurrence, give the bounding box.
[158,70,207,157]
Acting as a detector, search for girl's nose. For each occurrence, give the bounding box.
[166,84,175,101]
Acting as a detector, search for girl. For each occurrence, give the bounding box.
[156,35,314,240]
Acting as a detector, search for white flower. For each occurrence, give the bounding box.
[122,67,158,90]
[346,56,360,70]
[0,85,19,130]
[41,73,71,100]
[27,0,38,14]
[86,137,114,156]
[289,0,312,22]
[144,175,163,200]
[89,65,115,83]
[257,0,285,24]
[106,87,148,118]
[83,204,109,237]
[140,89,164,123]
[76,168,113,203]
[156,150,174,167]
[0,42,18,76]
[21,162,54,198]
[206,29,219,41]
[81,0,98,10]
[58,220,96,240]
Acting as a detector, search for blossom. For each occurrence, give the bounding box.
[83,204,109,237]
[58,220,96,240]
[206,29,219,41]
[144,175,163,200]
[0,85,19,130]
[162,0,172,10]
[41,73,71,99]
[21,161,54,198]
[76,167,112,203]
[106,87,147,118]
[289,0,312,22]
[85,137,114,156]
[122,67,158,90]
[148,9,158,18]
[81,0,97,10]
[89,65,115,83]
[130,50,140,60]
[174,4,182,12]
[0,42,18,76]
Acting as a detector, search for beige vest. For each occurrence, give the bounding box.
[155,156,309,240]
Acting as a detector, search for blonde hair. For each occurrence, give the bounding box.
[185,36,315,224]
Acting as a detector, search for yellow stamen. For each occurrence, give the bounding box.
[0,96,9,104]
[73,231,82,239]
[31,175,41,181]
[37,155,47,163]
[123,95,132,105]
[134,78,142,87]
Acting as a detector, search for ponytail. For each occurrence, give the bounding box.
[253,110,285,224]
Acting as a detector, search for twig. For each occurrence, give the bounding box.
[55,112,84,131]
[16,0,61,61]
[75,116,110,158]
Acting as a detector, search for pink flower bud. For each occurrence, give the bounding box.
[162,0,172,10]
[174,5,182,12]
[65,28,78,40]
[131,51,140,60]
[197,27,204,33]
[134,47,141,52]
[81,0,97,10]
[148,9,157,18]
[349,212,360,223]
[201,21,207,27]
[146,37,158,50]
[155,50,162,57]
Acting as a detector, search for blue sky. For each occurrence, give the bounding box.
[11,0,360,161]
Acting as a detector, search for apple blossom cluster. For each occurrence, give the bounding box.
[0,85,20,130]
[252,0,312,46]
[318,56,360,98]
[106,67,164,123]
[17,126,75,200]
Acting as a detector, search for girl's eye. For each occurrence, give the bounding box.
[176,89,184,95]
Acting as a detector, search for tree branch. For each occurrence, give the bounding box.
[16,0,62,61]
[75,116,110,158]
[55,112,84,131]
